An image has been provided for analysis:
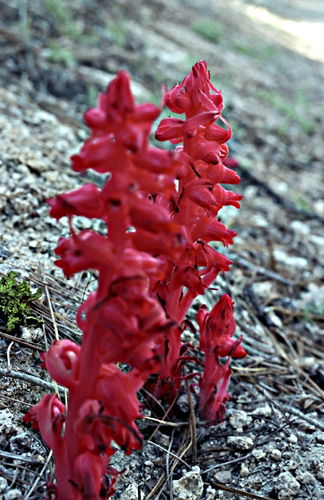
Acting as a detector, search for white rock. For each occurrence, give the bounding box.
[253,281,273,297]
[0,409,20,447]
[287,434,298,444]
[0,477,8,493]
[4,490,23,500]
[227,435,254,450]
[299,283,324,312]
[264,307,283,327]
[295,471,315,485]
[119,483,139,500]
[252,448,266,460]
[214,470,231,483]
[229,410,252,432]
[251,404,272,418]
[290,220,310,235]
[271,449,282,460]
[273,249,308,269]
[275,471,300,499]
[205,486,217,499]
[240,464,249,477]
[315,431,324,443]
[172,466,204,500]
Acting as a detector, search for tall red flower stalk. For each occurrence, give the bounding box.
[24,62,246,499]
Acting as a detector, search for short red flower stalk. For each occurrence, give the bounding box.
[24,62,246,498]
[152,61,246,410]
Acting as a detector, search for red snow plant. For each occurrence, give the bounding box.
[24,61,246,499]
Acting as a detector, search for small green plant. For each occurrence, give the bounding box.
[0,272,42,331]
[48,41,75,66]
[86,85,99,107]
[292,195,311,213]
[106,19,127,47]
[232,41,277,60]
[191,18,221,43]
[302,302,324,320]
[255,88,315,134]
[44,0,82,40]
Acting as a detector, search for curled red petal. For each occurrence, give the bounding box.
[47,184,104,220]
[155,117,184,141]
[44,340,81,389]
[54,231,114,277]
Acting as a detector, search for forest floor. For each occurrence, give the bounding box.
[0,0,323,499]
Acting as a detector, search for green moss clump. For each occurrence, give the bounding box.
[0,272,43,332]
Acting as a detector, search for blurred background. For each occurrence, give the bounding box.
[1,0,323,195]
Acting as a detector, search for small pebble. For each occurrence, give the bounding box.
[286,459,298,470]
[4,490,23,500]
[251,404,272,418]
[229,410,252,431]
[295,471,315,485]
[287,434,298,444]
[240,464,249,477]
[214,470,231,483]
[252,448,266,460]
[227,435,254,450]
[205,486,217,500]
[0,477,8,493]
[119,483,138,500]
[315,431,324,443]
[271,449,282,460]
[172,466,204,500]
[275,471,300,499]
[291,220,310,235]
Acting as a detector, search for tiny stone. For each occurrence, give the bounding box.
[291,220,310,235]
[240,464,249,477]
[9,431,32,453]
[227,435,254,450]
[172,466,204,500]
[315,431,324,443]
[286,460,298,470]
[287,434,298,444]
[214,470,231,483]
[229,410,252,431]
[251,404,272,418]
[252,448,266,460]
[4,490,23,500]
[119,483,139,500]
[295,471,315,485]
[317,470,324,480]
[0,477,8,493]
[275,471,300,499]
[29,239,39,248]
[177,393,189,413]
[205,486,216,500]
[271,449,282,460]
[300,356,317,369]
[0,409,20,447]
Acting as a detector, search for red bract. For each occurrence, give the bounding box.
[25,62,246,499]
[47,184,104,220]
[197,294,246,423]
[197,294,246,359]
